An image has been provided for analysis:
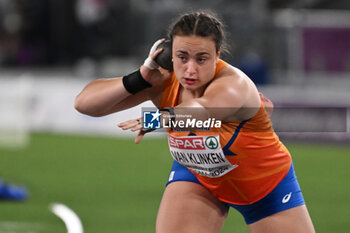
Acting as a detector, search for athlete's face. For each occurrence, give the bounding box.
[172,35,220,92]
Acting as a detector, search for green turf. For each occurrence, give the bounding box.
[0,133,349,233]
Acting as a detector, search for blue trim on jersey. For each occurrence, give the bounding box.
[186,120,248,156]
[222,119,249,155]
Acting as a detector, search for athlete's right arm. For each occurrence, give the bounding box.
[74,77,145,117]
[74,39,167,117]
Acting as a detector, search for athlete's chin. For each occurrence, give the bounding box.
[182,84,199,91]
[180,81,198,90]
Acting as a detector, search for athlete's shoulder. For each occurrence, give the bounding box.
[215,60,257,95]
[203,72,249,110]
[216,60,246,79]
[213,63,248,92]
[208,60,260,111]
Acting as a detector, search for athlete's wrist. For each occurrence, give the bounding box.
[140,65,153,83]
[122,69,152,94]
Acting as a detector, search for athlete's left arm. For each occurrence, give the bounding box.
[118,69,270,143]
[118,72,249,144]
[174,73,250,122]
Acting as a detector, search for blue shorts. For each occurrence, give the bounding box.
[166,161,305,224]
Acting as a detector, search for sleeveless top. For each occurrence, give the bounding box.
[160,59,292,205]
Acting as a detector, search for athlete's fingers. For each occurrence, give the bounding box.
[131,121,143,132]
[259,92,267,101]
[118,118,142,130]
[259,92,274,117]
[118,117,153,143]
[150,48,164,60]
[149,38,165,55]
[143,38,165,70]
[117,120,137,130]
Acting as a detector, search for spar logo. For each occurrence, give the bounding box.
[205,136,218,149]
[168,135,205,150]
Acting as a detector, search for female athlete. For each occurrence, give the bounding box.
[75,11,315,233]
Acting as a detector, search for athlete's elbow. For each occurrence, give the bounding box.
[74,96,89,115]
[74,95,105,117]
[74,94,86,112]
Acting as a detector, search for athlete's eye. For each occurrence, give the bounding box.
[177,55,187,63]
[197,57,206,63]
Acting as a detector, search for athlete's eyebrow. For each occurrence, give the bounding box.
[176,50,189,55]
[196,52,210,56]
[176,50,210,56]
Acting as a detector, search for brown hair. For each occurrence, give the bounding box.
[168,11,228,53]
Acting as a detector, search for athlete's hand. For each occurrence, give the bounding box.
[117,117,154,144]
[143,39,165,70]
[140,39,166,85]
[259,93,274,117]
[118,118,142,132]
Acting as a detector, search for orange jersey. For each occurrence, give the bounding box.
[160,59,292,205]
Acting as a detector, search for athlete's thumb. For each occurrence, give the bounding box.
[134,131,145,144]
[134,128,155,144]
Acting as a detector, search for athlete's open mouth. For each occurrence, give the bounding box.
[184,78,197,85]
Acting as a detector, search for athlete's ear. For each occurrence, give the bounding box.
[216,49,221,63]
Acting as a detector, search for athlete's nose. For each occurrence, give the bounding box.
[185,60,197,77]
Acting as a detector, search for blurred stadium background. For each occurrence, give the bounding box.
[0,0,349,232]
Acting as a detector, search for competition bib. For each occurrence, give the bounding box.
[168,134,238,177]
